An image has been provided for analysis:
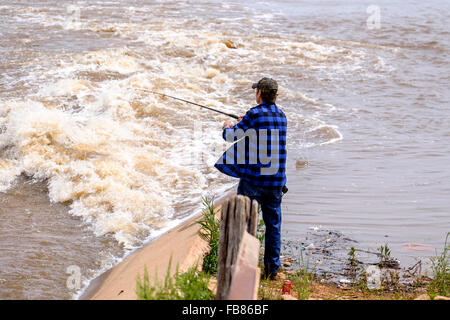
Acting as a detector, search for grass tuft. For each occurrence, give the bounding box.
[197,196,220,274]
[428,232,449,298]
[136,257,213,300]
[293,249,315,300]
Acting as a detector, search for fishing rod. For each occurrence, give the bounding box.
[134,88,239,119]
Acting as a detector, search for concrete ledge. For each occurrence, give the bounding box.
[79,192,234,300]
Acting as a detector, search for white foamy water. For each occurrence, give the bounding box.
[1,2,343,248]
[0,0,448,299]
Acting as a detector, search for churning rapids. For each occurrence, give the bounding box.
[0,0,448,299]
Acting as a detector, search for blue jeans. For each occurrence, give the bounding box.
[237,179,283,275]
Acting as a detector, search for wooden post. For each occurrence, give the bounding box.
[216,195,260,300]
[249,199,259,237]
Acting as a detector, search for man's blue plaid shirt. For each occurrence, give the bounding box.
[214,102,287,187]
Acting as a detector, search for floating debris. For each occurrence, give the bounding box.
[222,40,238,49]
[280,228,425,288]
[295,160,309,169]
[377,259,400,269]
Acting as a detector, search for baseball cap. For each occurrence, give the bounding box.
[251,77,278,91]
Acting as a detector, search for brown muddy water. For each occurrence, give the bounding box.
[0,0,449,299]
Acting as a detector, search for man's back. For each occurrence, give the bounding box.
[215,101,287,188]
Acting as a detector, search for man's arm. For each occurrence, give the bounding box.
[222,111,253,141]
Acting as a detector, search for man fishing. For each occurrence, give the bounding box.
[214,77,287,280]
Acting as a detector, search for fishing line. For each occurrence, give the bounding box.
[134,88,239,119]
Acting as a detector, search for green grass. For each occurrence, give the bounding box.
[197,196,220,275]
[135,196,221,300]
[347,247,358,267]
[136,258,213,300]
[256,218,265,244]
[258,277,282,300]
[377,243,391,265]
[428,232,449,298]
[293,249,315,300]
